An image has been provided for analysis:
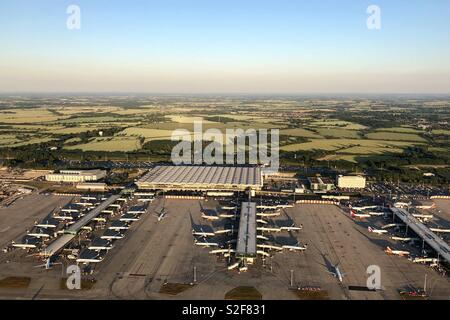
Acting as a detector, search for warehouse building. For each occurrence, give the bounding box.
[336,175,366,189]
[135,165,263,192]
[308,177,335,191]
[45,169,106,183]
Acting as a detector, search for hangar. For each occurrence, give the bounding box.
[135,165,263,192]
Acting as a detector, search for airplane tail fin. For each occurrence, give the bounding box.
[368,226,373,233]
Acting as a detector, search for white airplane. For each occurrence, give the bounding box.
[257,210,281,217]
[257,250,271,257]
[382,223,405,229]
[192,227,215,237]
[385,246,410,257]
[280,224,302,232]
[282,243,307,252]
[201,212,220,221]
[209,248,236,255]
[214,228,235,235]
[430,228,450,234]
[194,238,219,247]
[415,204,436,210]
[120,214,140,222]
[350,205,377,211]
[412,213,433,220]
[390,236,420,242]
[257,219,268,224]
[27,229,52,239]
[368,211,384,216]
[221,206,237,211]
[351,210,371,219]
[257,243,283,251]
[257,226,282,233]
[154,207,167,221]
[412,257,439,264]
[219,211,236,218]
[327,263,346,283]
[257,234,269,241]
[368,226,388,235]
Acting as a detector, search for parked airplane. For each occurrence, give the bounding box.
[282,242,307,252]
[368,226,388,235]
[350,210,371,219]
[430,228,450,234]
[154,207,167,221]
[194,237,219,247]
[382,223,405,229]
[368,211,384,216]
[256,210,281,217]
[412,213,434,220]
[390,236,420,243]
[385,246,410,256]
[192,226,215,237]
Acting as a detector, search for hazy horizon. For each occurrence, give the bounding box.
[1,0,449,94]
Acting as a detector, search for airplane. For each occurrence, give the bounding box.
[368,226,388,235]
[27,228,53,239]
[350,210,371,219]
[257,250,271,257]
[385,246,410,257]
[329,264,346,283]
[192,226,215,237]
[382,223,405,229]
[368,211,384,216]
[154,207,167,221]
[257,234,269,241]
[412,213,433,220]
[221,206,237,211]
[194,237,219,247]
[349,204,377,211]
[390,236,420,242]
[209,248,236,255]
[282,242,307,252]
[214,227,236,235]
[119,213,140,222]
[411,257,439,264]
[257,243,283,251]
[199,202,220,221]
[256,210,281,217]
[280,224,302,232]
[257,219,268,224]
[257,226,282,233]
[430,228,450,234]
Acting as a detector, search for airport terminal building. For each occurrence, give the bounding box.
[136,165,263,192]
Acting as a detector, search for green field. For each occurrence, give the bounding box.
[280,128,322,138]
[281,138,419,152]
[365,132,427,142]
[65,137,141,152]
[315,128,361,139]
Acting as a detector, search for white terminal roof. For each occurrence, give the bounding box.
[236,202,257,257]
[136,166,263,191]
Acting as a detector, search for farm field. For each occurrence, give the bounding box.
[280,138,419,152]
[364,132,427,142]
[64,137,141,152]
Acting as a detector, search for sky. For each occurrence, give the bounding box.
[0,0,449,94]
